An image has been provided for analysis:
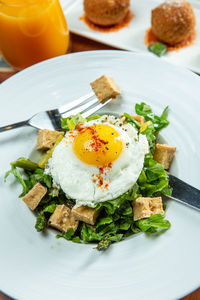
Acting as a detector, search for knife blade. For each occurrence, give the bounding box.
[168,174,200,210]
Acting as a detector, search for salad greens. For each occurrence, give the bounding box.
[5,102,171,251]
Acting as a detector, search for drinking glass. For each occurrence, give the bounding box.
[0,0,69,70]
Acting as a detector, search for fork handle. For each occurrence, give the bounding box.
[0,120,28,133]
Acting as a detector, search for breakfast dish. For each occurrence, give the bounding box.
[5,75,175,250]
[64,0,200,73]
[1,51,200,300]
[84,0,130,26]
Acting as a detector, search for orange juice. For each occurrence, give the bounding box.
[0,0,69,70]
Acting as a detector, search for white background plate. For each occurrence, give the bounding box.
[62,0,200,73]
[0,51,200,300]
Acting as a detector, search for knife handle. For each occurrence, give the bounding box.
[169,174,200,210]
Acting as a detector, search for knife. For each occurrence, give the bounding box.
[168,174,200,210]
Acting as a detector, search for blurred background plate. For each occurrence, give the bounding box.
[62,0,200,74]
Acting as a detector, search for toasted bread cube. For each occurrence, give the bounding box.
[149,197,164,215]
[22,183,47,210]
[49,205,79,233]
[133,197,164,221]
[72,206,101,225]
[37,129,64,150]
[153,144,176,169]
[90,75,120,103]
[132,115,145,125]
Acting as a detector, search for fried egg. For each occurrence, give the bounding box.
[47,115,149,207]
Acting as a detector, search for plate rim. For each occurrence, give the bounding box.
[1,49,199,89]
[0,50,200,300]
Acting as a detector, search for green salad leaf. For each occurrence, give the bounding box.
[35,202,56,232]
[29,169,52,189]
[61,113,86,131]
[96,216,113,229]
[136,214,170,232]
[42,203,56,213]
[93,184,139,214]
[4,166,29,197]
[134,102,169,153]
[97,234,123,251]
[140,122,156,153]
[138,153,172,197]
[56,228,75,240]
[5,161,52,197]
[148,42,167,57]
[10,157,39,171]
[35,212,48,232]
[122,112,141,130]
[135,102,169,134]
[87,115,101,121]
[80,223,103,243]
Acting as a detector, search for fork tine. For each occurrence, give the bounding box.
[59,92,94,114]
[82,98,112,118]
[61,97,99,118]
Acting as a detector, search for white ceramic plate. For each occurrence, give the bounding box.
[62,0,200,74]
[0,51,200,300]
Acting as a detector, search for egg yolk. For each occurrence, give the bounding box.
[73,124,122,166]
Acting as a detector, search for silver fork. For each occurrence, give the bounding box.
[0,92,112,132]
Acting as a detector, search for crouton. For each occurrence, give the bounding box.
[90,75,120,103]
[133,197,164,221]
[72,206,101,225]
[131,115,145,125]
[49,205,79,233]
[153,144,176,169]
[22,183,47,210]
[37,129,64,150]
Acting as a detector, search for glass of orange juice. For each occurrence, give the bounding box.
[0,0,69,70]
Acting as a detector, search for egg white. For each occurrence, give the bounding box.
[46,115,149,207]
